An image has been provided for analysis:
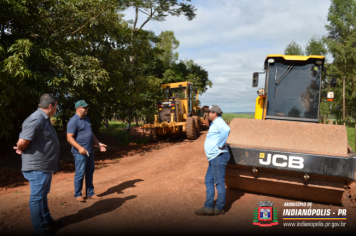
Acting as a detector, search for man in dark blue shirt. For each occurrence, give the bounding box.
[67,100,107,202]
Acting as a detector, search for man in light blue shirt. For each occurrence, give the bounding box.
[195,105,230,216]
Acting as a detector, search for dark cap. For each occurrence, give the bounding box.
[208,105,223,115]
[75,100,89,109]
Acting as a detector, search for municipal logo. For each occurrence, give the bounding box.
[253,201,279,227]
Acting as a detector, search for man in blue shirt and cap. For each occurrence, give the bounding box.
[195,105,231,216]
[67,100,107,202]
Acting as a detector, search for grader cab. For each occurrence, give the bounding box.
[226,55,356,204]
[143,81,201,141]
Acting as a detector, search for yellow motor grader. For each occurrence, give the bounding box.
[143,81,201,141]
[226,55,356,204]
[198,105,210,129]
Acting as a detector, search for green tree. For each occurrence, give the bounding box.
[124,0,197,130]
[0,0,203,144]
[156,30,180,67]
[0,0,120,140]
[305,35,328,56]
[162,59,212,94]
[284,40,304,55]
[324,0,356,125]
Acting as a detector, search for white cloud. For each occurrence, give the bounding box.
[214,76,230,84]
[122,0,332,112]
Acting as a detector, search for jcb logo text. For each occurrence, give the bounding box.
[259,154,304,169]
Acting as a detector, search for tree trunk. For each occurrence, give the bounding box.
[104,118,108,129]
[135,116,139,126]
[343,74,345,126]
[103,107,108,129]
[126,7,139,132]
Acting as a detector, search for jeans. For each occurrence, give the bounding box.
[22,171,54,234]
[204,152,230,210]
[73,152,95,198]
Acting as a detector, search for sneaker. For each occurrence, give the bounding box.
[87,195,102,200]
[44,220,63,228]
[75,196,86,202]
[214,207,225,215]
[194,207,214,216]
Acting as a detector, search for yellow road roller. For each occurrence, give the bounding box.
[226,55,356,204]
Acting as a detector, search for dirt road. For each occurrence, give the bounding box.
[0,130,355,235]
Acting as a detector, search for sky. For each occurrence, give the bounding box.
[123,0,332,113]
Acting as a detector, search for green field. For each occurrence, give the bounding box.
[222,113,255,119]
[222,113,254,125]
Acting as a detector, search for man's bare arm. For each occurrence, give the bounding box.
[93,133,107,152]
[67,133,87,155]
[17,139,30,151]
[93,133,100,146]
[13,139,30,154]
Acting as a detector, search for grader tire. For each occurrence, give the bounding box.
[193,116,200,137]
[186,117,197,140]
[150,128,160,142]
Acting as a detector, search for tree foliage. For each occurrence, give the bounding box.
[1,0,120,139]
[0,0,210,142]
[284,40,304,55]
[324,0,356,124]
[305,35,328,57]
[123,0,197,130]
[156,31,179,67]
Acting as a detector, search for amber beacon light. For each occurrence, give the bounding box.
[258,88,266,98]
[327,91,334,102]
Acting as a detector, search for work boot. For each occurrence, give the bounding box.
[194,207,214,216]
[75,196,86,202]
[44,220,64,228]
[214,207,225,215]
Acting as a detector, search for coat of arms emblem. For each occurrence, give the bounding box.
[252,201,279,227]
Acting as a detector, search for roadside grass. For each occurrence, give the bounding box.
[346,126,355,152]
[222,113,254,125]
[100,121,150,146]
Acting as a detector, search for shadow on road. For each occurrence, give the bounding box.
[48,195,136,235]
[98,179,144,197]
[224,188,245,213]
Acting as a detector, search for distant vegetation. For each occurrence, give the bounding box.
[346,126,356,152]
[100,121,150,146]
[222,113,254,125]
